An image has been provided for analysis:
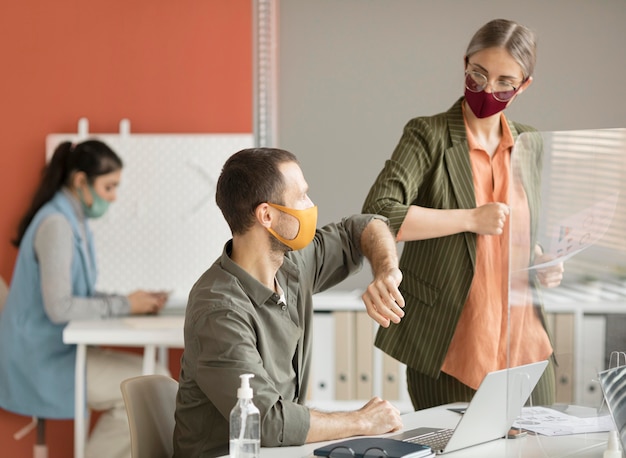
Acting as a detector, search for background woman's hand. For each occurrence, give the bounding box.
[127,290,169,314]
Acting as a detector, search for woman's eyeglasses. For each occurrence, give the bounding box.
[465,71,520,102]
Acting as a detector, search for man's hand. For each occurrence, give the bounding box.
[362,267,405,327]
[306,397,403,443]
[360,218,405,327]
[354,397,403,435]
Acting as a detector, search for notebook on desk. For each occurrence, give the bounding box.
[389,360,548,455]
[314,437,433,458]
[598,364,626,452]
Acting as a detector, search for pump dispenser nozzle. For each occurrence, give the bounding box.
[237,374,254,399]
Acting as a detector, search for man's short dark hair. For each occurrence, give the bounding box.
[216,148,299,235]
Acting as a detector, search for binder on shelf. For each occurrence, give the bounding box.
[553,313,575,403]
[311,312,336,401]
[581,315,606,406]
[335,311,355,400]
[355,312,374,399]
[382,352,400,400]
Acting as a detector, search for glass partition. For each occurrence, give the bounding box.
[508,128,626,436]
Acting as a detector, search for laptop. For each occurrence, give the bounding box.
[598,364,626,452]
[389,360,548,454]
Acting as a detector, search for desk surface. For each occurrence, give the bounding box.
[62,315,184,347]
[216,404,610,457]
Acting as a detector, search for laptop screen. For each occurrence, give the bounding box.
[598,365,626,452]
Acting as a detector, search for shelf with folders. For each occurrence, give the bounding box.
[543,280,626,407]
[309,283,626,410]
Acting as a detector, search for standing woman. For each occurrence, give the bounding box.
[0,139,169,457]
[362,19,564,410]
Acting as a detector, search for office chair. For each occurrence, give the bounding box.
[13,417,47,458]
[120,374,178,458]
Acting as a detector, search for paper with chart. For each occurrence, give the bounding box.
[527,192,619,271]
[513,406,614,436]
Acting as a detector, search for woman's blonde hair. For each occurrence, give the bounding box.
[465,19,537,80]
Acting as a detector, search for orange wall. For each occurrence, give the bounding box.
[0,1,252,456]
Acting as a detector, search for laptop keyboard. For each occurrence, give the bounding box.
[405,428,454,451]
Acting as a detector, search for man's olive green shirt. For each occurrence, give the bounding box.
[173,215,380,457]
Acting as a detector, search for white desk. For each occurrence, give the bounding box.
[218,404,611,457]
[62,315,184,458]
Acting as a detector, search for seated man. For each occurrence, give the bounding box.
[173,147,406,457]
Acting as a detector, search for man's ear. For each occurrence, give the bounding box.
[255,202,273,229]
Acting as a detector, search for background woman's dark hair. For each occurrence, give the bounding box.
[216,147,298,235]
[13,139,123,247]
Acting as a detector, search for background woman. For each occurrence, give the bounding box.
[0,139,169,457]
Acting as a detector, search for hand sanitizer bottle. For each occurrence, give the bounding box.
[229,374,260,458]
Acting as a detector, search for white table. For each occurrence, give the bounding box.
[62,314,184,458]
[218,403,611,457]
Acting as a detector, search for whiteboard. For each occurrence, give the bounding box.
[46,130,254,303]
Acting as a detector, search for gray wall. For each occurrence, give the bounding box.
[277,0,626,290]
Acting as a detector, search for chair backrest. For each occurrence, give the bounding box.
[120,374,178,458]
[0,276,8,313]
